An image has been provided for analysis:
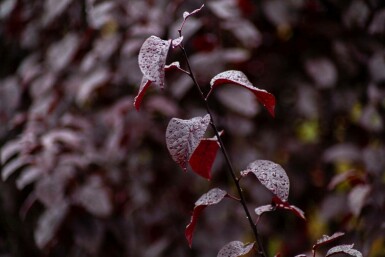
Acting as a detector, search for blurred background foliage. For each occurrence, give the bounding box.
[0,0,385,256]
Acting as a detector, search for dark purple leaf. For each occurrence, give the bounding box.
[348,185,370,216]
[34,201,69,249]
[326,244,362,257]
[217,241,255,257]
[185,188,227,247]
[77,68,110,105]
[179,4,204,34]
[47,33,79,73]
[189,134,220,180]
[207,70,275,117]
[73,176,112,217]
[313,232,345,251]
[1,138,22,164]
[166,114,210,171]
[43,0,73,25]
[138,36,171,89]
[272,197,306,220]
[16,167,43,190]
[241,160,289,202]
[134,77,152,110]
[2,156,31,181]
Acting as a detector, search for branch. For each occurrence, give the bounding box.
[178,43,267,257]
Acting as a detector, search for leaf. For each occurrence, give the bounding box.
[348,185,370,216]
[179,4,205,34]
[166,114,211,171]
[272,197,306,220]
[16,167,43,190]
[241,160,289,202]
[138,36,171,89]
[34,201,69,249]
[185,188,227,247]
[207,70,276,117]
[313,232,345,251]
[73,176,112,217]
[255,204,275,216]
[326,244,362,257]
[189,134,221,180]
[1,138,22,164]
[133,77,152,110]
[172,36,183,48]
[217,241,255,257]
[2,156,31,181]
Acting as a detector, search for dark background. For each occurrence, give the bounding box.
[0,0,385,256]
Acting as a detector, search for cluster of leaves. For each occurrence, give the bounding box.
[0,0,385,257]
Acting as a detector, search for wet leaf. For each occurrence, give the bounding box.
[326,244,362,257]
[133,78,152,110]
[166,114,211,171]
[185,188,227,247]
[254,204,275,216]
[138,36,171,89]
[241,160,289,202]
[313,232,345,251]
[272,197,306,220]
[172,36,183,48]
[189,134,221,180]
[217,241,255,257]
[208,70,275,117]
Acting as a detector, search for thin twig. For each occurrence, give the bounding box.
[178,43,267,257]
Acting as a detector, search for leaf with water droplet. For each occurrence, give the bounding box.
[313,232,345,251]
[166,114,210,171]
[189,133,221,180]
[272,196,305,220]
[217,241,255,257]
[133,77,152,110]
[255,204,275,216]
[207,70,276,117]
[241,160,289,202]
[185,188,227,247]
[326,244,362,257]
[172,36,183,48]
[138,36,171,89]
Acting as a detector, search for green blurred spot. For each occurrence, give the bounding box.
[267,236,282,257]
[350,102,362,122]
[296,119,319,143]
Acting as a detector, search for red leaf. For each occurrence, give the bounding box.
[138,36,171,89]
[326,244,362,257]
[207,70,276,117]
[272,197,306,220]
[217,241,255,257]
[166,114,210,171]
[241,160,290,202]
[189,135,220,180]
[133,78,152,110]
[313,232,345,251]
[185,188,227,247]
